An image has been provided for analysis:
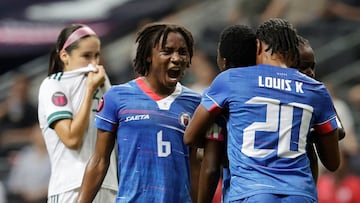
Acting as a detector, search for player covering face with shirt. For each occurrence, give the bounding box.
[38,24,118,203]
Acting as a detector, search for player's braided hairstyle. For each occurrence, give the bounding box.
[256,18,299,67]
[219,24,256,68]
[133,23,194,76]
[48,24,95,76]
[297,35,309,45]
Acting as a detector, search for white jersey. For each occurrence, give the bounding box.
[38,66,118,197]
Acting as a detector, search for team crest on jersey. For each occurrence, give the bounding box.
[52,92,67,106]
[97,97,104,112]
[179,112,191,127]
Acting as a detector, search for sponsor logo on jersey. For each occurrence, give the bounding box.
[179,112,191,127]
[97,97,104,112]
[52,92,67,106]
[124,114,150,122]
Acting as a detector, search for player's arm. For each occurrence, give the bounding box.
[314,129,340,172]
[53,68,106,149]
[198,137,225,203]
[308,116,344,182]
[184,105,217,147]
[334,111,346,140]
[189,146,201,203]
[307,110,345,183]
[77,128,115,203]
[52,85,94,149]
[306,141,319,183]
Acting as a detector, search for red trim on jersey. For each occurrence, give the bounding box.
[206,131,225,141]
[314,121,335,134]
[135,77,162,101]
[208,104,222,114]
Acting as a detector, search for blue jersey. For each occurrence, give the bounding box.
[95,77,201,203]
[201,64,338,201]
[222,167,230,203]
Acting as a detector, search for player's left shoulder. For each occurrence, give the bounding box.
[181,85,201,100]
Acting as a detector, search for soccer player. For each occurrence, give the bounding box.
[38,24,118,203]
[184,18,340,202]
[198,31,346,203]
[77,23,201,203]
[200,33,346,203]
[295,35,346,184]
[295,36,315,79]
[196,24,256,203]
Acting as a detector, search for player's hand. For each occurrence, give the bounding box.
[86,65,106,92]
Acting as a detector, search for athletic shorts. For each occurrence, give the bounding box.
[231,194,316,203]
[47,188,117,203]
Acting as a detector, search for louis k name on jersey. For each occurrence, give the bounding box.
[258,76,304,93]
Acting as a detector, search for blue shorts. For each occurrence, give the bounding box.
[232,194,316,203]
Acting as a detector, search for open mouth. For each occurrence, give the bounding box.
[167,68,181,79]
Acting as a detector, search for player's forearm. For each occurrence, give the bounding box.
[77,155,109,203]
[198,162,220,203]
[306,143,319,183]
[189,147,201,203]
[69,88,94,148]
[184,106,215,147]
[315,130,340,172]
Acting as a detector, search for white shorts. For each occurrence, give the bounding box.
[48,188,117,203]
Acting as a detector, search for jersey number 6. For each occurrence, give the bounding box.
[157,131,171,157]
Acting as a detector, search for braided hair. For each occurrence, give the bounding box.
[219,24,256,68]
[256,18,299,66]
[133,23,194,76]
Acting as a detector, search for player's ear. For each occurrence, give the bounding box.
[256,39,262,56]
[146,56,151,63]
[59,50,69,65]
[223,58,227,70]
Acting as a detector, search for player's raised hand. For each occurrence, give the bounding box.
[87,64,106,92]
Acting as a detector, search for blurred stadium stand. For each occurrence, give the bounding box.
[0,0,359,109]
[0,0,225,104]
[0,0,207,101]
[0,0,197,74]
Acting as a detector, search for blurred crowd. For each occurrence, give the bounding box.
[0,0,359,202]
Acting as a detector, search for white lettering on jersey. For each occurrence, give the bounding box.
[295,81,304,93]
[125,114,150,122]
[258,76,303,93]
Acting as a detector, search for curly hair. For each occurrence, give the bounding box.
[133,23,194,76]
[219,24,256,68]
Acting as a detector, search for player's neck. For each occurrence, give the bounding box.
[142,76,175,98]
[258,52,288,68]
